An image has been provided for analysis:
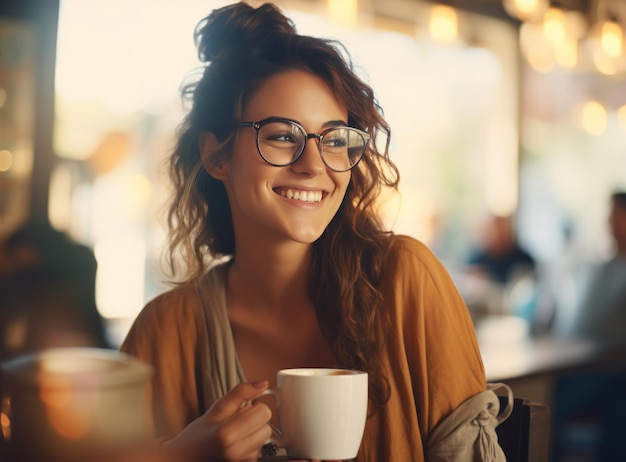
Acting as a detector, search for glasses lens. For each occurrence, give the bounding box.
[257,121,305,166]
[321,127,367,172]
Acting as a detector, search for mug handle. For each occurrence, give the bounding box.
[259,388,287,448]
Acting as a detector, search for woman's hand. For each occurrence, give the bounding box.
[162,381,273,461]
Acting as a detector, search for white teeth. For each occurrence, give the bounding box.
[278,189,322,203]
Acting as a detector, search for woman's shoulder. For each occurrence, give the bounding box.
[119,284,201,354]
[386,234,443,272]
[383,234,464,305]
[388,233,431,253]
[137,283,201,323]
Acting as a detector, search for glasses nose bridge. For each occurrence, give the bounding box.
[302,132,323,154]
[305,132,323,143]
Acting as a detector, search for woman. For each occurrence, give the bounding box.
[121,2,507,461]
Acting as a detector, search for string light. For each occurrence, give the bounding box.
[589,19,624,58]
[428,4,459,43]
[579,100,608,136]
[587,10,626,75]
[503,0,549,22]
[543,7,567,45]
[520,21,555,72]
[554,36,579,68]
[327,0,358,27]
[502,0,625,75]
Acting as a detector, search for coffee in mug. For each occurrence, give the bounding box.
[261,368,368,460]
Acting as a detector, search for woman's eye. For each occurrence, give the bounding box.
[266,132,298,144]
[324,137,348,148]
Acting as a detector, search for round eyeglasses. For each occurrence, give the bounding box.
[234,117,369,172]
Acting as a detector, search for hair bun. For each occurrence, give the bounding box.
[195,2,296,62]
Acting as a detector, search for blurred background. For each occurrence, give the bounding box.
[2,0,624,340]
[1,0,625,459]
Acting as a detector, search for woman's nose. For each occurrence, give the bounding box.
[291,137,326,175]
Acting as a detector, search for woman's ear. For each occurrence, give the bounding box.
[199,132,230,181]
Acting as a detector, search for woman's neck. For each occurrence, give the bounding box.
[227,239,313,316]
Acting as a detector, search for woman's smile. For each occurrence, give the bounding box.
[274,187,325,203]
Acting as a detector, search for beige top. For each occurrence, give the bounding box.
[121,235,506,461]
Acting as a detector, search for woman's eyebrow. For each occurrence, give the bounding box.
[322,119,350,128]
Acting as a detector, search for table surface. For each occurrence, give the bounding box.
[476,316,625,382]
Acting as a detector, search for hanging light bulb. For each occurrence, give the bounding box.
[554,36,579,68]
[543,7,567,45]
[585,0,626,74]
[579,100,607,136]
[542,8,587,69]
[563,10,588,40]
[590,48,622,74]
[598,20,623,58]
[327,0,358,27]
[503,0,549,22]
[520,21,555,73]
[428,4,459,44]
[587,18,625,74]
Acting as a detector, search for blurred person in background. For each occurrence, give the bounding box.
[466,214,536,286]
[462,214,537,321]
[558,190,626,346]
[550,191,626,461]
[0,220,111,362]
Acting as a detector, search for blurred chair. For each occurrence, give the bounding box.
[551,365,626,460]
[496,395,551,462]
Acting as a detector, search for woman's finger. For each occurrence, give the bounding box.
[219,409,273,461]
[205,381,269,422]
[216,401,273,450]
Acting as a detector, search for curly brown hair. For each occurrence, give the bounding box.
[166,1,400,410]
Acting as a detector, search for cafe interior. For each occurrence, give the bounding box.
[1,0,625,460]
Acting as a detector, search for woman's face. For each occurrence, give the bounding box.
[209,70,352,247]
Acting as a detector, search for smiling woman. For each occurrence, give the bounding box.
[118,2,508,461]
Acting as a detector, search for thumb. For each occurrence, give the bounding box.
[206,381,269,421]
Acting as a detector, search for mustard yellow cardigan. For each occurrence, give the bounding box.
[121,235,504,461]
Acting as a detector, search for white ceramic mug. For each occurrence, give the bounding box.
[261,368,368,460]
[0,348,153,461]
